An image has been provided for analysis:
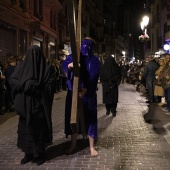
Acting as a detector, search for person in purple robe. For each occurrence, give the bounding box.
[62,37,100,156]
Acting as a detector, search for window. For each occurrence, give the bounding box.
[33,0,43,19]
[50,11,57,30]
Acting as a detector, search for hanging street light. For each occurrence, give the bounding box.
[142,16,149,34]
[140,15,149,35]
[139,15,150,42]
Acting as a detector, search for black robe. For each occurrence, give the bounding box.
[100,56,122,104]
[9,45,56,154]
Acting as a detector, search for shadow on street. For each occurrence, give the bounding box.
[143,103,170,135]
[46,139,89,160]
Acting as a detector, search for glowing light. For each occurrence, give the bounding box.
[163,44,170,51]
[122,51,126,55]
[142,16,149,26]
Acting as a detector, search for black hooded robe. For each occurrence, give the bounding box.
[9,45,56,155]
[100,56,122,111]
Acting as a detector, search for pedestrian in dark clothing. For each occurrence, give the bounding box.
[9,45,56,166]
[100,56,122,116]
[143,57,159,103]
[120,61,128,84]
[4,57,16,112]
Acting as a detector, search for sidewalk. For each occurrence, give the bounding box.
[0,83,170,170]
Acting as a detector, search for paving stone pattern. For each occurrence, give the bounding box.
[0,83,170,170]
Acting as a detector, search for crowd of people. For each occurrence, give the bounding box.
[0,54,67,116]
[1,37,170,166]
[119,53,170,116]
[0,57,17,115]
[99,52,170,118]
[140,54,170,115]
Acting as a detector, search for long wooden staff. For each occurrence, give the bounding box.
[76,0,86,138]
[68,0,86,136]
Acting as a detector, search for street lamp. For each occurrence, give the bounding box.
[140,15,149,34]
[139,15,149,43]
[122,51,126,56]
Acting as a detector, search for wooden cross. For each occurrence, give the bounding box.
[68,0,86,136]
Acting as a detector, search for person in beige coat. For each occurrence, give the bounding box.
[154,58,165,103]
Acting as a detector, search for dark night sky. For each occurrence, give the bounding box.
[109,0,146,36]
[107,0,147,59]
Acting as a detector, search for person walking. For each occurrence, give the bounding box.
[9,45,56,166]
[62,37,100,156]
[120,61,128,84]
[100,56,122,116]
[143,56,159,103]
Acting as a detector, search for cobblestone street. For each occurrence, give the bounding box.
[1,83,170,170]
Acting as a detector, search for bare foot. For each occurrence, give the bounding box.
[90,147,99,157]
[65,146,76,155]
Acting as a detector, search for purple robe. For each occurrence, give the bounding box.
[62,52,100,138]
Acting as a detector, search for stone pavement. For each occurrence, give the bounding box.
[1,83,170,170]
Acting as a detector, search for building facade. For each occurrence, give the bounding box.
[0,0,62,62]
[0,0,120,63]
[149,0,170,55]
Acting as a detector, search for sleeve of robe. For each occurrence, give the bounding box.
[8,64,25,117]
[62,55,74,91]
[42,67,56,143]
